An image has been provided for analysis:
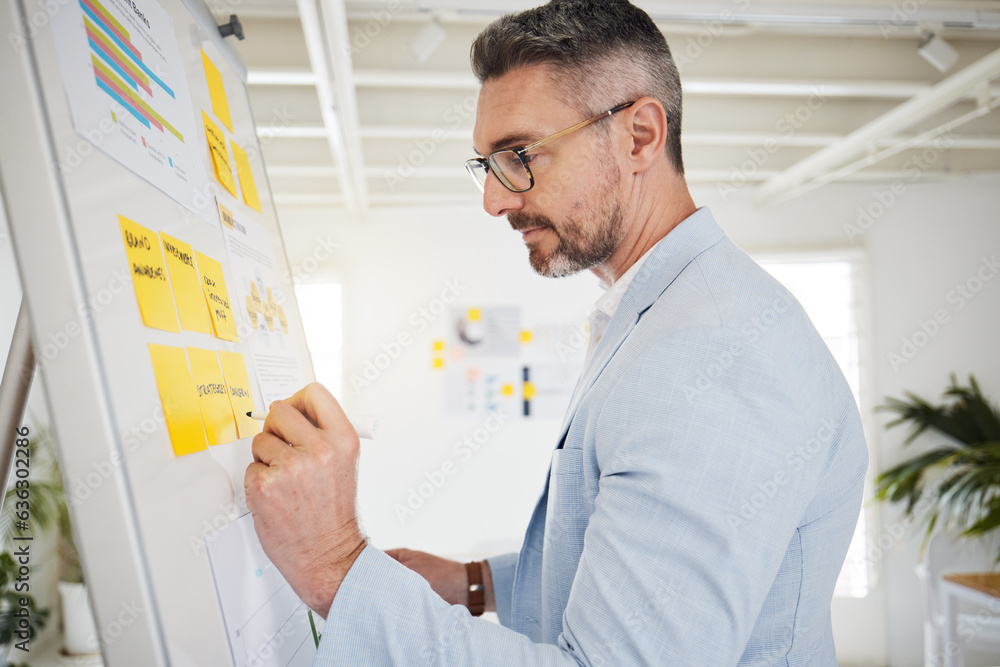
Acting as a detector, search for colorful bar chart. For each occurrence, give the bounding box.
[52,0,212,217]
[85,16,152,95]
[79,0,175,97]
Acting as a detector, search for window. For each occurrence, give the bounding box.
[294,283,343,399]
[755,254,871,598]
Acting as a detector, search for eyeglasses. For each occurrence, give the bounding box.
[465,101,636,194]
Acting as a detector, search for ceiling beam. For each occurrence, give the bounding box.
[259,125,1000,150]
[757,44,1000,203]
[340,1,1000,30]
[247,69,317,86]
[773,95,1000,201]
[345,69,1000,100]
[264,164,1000,184]
[295,0,368,216]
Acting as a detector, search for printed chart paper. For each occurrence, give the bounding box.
[205,514,322,667]
[51,0,212,219]
[219,203,305,406]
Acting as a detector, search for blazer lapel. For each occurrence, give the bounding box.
[555,207,726,445]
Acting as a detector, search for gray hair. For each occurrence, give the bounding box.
[470,0,684,174]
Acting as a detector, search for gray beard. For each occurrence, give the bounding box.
[515,198,625,278]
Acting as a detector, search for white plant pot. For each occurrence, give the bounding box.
[58,581,100,655]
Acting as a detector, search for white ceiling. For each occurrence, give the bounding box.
[217,1,1000,216]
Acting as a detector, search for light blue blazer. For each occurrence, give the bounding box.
[316,208,868,666]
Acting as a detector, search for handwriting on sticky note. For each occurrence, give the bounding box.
[187,347,239,446]
[119,215,179,333]
[161,232,212,334]
[202,111,237,197]
[230,140,261,212]
[217,350,260,438]
[195,250,239,342]
[148,343,208,456]
[201,50,232,133]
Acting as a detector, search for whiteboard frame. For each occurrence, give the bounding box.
[0,0,242,662]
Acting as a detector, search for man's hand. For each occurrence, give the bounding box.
[386,548,496,612]
[244,383,366,619]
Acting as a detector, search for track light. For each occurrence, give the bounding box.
[412,18,447,64]
[918,33,960,73]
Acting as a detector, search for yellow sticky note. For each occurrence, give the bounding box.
[501,384,514,397]
[520,330,533,343]
[264,287,276,331]
[201,50,232,133]
[195,251,239,343]
[230,140,261,212]
[276,305,288,334]
[218,350,260,438]
[245,296,258,330]
[160,232,212,334]
[432,357,445,370]
[186,347,239,447]
[468,308,482,322]
[119,216,179,333]
[250,281,262,312]
[219,203,234,230]
[524,382,536,400]
[202,111,237,197]
[432,340,445,352]
[147,344,208,457]
[263,302,275,332]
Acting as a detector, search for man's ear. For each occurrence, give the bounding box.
[624,97,668,173]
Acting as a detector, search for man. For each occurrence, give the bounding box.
[245,1,869,664]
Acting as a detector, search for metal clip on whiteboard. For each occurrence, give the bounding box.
[218,15,244,40]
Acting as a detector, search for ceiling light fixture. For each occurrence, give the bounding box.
[412,17,447,64]
[919,32,960,73]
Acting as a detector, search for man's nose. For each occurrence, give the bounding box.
[482,171,524,218]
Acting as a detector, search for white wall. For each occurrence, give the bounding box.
[276,174,1000,666]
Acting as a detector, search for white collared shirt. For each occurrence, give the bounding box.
[583,239,663,370]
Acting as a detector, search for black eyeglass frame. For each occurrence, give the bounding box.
[465,101,637,194]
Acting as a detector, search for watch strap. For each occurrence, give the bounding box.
[465,560,485,617]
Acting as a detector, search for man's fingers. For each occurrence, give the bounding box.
[252,431,294,465]
[244,460,270,512]
[284,382,353,434]
[263,399,324,450]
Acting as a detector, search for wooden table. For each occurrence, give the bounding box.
[942,572,1000,667]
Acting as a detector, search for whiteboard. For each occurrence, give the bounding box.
[0,0,320,663]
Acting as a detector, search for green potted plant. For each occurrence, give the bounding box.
[0,423,95,657]
[875,374,1000,558]
[0,423,61,662]
[0,551,48,664]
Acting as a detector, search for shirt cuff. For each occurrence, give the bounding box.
[486,551,519,628]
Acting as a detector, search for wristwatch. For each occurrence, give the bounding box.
[465,560,485,617]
